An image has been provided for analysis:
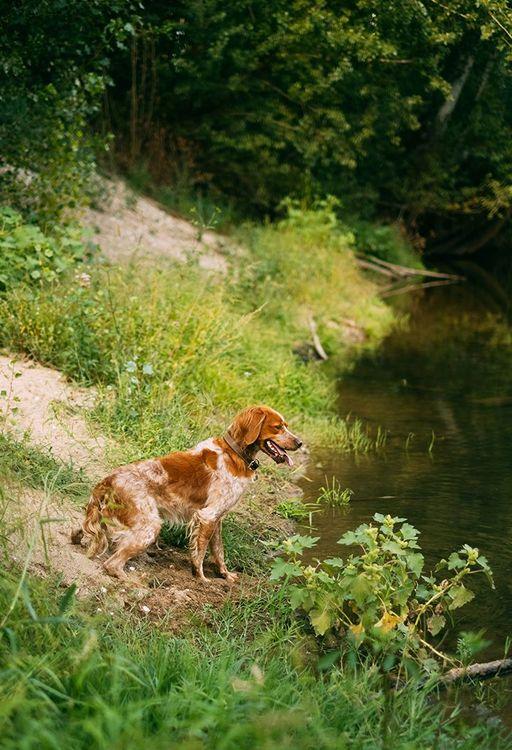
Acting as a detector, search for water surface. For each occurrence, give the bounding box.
[300,284,512,656]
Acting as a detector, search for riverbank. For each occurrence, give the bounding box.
[1,189,511,748]
[0,187,393,592]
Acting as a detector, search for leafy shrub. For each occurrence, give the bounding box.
[0,207,92,291]
[1,1,134,221]
[271,514,494,672]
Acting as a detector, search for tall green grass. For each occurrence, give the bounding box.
[1,565,509,750]
[0,206,393,457]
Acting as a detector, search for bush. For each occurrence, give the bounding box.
[0,207,93,292]
[271,514,494,674]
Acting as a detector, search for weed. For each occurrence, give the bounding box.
[428,430,436,455]
[0,207,94,292]
[317,477,353,507]
[275,498,319,521]
[405,432,415,450]
[271,514,494,673]
[0,432,88,501]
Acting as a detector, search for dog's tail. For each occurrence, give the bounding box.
[81,485,109,558]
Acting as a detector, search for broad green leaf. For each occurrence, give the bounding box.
[309,608,333,635]
[338,530,358,546]
[283,535,319,555]
[406,552,424,577]
[382,540,404,556]
[427,614,446,636]
[415,584,431,601]
[448,585,475,610]
[447,552,464,570]
[269,558,303,580]
[351,574,372,606]
[289,586,312,610]
[400,522,418,540]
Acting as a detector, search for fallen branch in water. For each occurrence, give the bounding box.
[308,316,328,361]
[380,279,457,298]
[441,657,512,686]
[356,254,464,281]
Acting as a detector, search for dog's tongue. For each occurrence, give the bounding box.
[274,442,293,466]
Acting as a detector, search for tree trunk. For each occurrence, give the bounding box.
[436,55,475,132]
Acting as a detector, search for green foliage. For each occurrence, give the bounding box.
[0,206,391,455]
[271,514,494,672]
[351,220,422,269]
[0,0,135,220]
[105,0,512,244]
[1,569,509,750]
[3,0,512,242]
[275,499,318,521]
[0,207,93,291]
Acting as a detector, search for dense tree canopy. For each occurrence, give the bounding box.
[1,0,511,251]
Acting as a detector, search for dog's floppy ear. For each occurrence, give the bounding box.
[230,406,266,446]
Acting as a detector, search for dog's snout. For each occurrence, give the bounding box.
[295,438,303,449]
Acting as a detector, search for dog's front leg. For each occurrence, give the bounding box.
[209,521,238,584]
[190,514,217,582]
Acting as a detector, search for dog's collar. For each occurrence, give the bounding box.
[223,432,260,471]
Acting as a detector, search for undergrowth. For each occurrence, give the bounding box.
[0,565,510,750]
[4,201,503,748]
[0,202,393,457]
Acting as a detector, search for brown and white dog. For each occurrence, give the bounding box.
[76,405,302,583]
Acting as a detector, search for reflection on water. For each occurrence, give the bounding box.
[300,285,512,657]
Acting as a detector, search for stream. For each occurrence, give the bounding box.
[300,282,512,674]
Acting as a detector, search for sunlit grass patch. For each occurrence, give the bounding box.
[0,432,88,501]
[0,208,393,456]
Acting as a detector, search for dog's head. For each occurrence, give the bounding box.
[229,405,302,466]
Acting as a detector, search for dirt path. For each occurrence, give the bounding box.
[0,354,112,475]
[83,179,231,272]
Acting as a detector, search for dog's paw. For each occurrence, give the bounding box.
[223,571,239,584]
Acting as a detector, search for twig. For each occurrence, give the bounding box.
[487,10,512,46]
[361,255,463,281]
[355,259,396,278]
[380,279,458,298]
[308,316,328,361]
